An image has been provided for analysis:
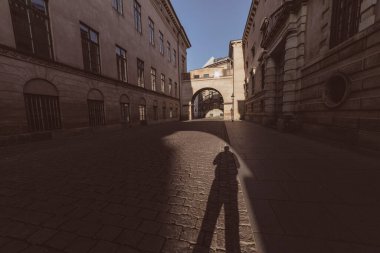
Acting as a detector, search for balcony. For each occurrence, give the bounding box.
[260,0,302,49]
[182,69,233,81]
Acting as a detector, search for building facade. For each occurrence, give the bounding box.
[181,40,246,121]
[243,0,380,149]
[0,0,190,143]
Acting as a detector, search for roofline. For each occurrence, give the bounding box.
[164,0,192,48]
[242,0,258,45]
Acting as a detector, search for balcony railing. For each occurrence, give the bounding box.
[182,69,233,81]
[260,0,301,49]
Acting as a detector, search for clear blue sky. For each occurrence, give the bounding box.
[171,0,251,71]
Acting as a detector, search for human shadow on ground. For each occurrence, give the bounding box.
[193,146,242,253]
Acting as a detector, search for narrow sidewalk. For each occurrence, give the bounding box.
[225,121,380,253]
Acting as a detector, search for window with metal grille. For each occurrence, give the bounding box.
[88,100,105,127]
[151,68,157,91]
[80,23,101,74]
[134,0,142,33]
[24,94,61,132]
[137,58,144,87]
[121,103,130,123]
[139,105,146,121]
[9,0,53,59]
[161,74,165,92]
[116,46,128,82]
[112,0,123,14]
[330,0,362,48]
[149,17,155,46]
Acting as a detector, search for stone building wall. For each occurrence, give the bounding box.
[243,0,380,149]
[0,0,190,142]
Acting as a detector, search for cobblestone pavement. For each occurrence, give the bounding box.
[0,121,255,253]
[226,121,380,253]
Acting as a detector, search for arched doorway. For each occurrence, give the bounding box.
[191,88,224,119]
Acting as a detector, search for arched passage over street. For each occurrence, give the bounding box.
[192,88,224,119]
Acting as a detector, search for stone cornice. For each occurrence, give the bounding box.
[0,44,179,102]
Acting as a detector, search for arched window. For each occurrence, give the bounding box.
[120,94,130,124]
[87,89,105,127]
[139,98,146,123]
[24,79,61,132]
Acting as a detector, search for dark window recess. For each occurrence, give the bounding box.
[153,106,158,120]
[330,0,362,48]
[9,0,53,59]
[121,103,130,123]
[116,46,128,82]
[261,63,266,89]
[139,105,146,121]
[88,99,105,127]
[162,106,166,119]
[112,0,123,14]
[80,23,101,74]
[24,94,61,132]
[137,58,145,87]
[134,0,142,33]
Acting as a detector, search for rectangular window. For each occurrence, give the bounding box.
[153,106,158,120]
[330,0,361,48]
[112,0,123,14]
[88,100,106,127]
[151,67,156,91]
[134,0,142,33]
[167,41,171,62]
[182,55,186,72]
[161,74,165,92]
[137,58,144,87]
[24,94,61,132]
[149,18,155,46]
[9,0,53,59]
[174,82,178,98]
[121,103,130,123]
[204,74,210,78]
[168,78,172,95]
[139,105,146,121]
[169,108,173,119]
[173,49,177,67]
[159,32,164,55]
[116,46,128,82]
[194,75,200,79]
[162,106,166,119]
[80,23,101,74]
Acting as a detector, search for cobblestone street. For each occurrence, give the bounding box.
[0,121,255,253]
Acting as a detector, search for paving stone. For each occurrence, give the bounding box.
[138,234,165,253]
[45,231,77,250]
[0,240,29,253]
[64,237,97,253]
[95,225,123,241]
[88,241,119,253]
[27,228,57,245]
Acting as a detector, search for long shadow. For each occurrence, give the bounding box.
[193,146,242,253]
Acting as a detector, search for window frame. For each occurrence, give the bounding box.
[148,17,155,46]
[80,22,101,74]
[137,58,145,87]
[112,0,123,14]
[116,45,128,82]
[134,0,142,34]
[159,31,164,55]
[151,67,157,91]
[160,73,165,93]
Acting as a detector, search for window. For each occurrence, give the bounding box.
[194,75,200,79]
[261,62,266,90]
[161,74,165,92]
[80,23,101,74]
[173,49,177,67]
[137,58,144,87]
[151,68,157,91]
[251,71,255,95]
[121,103,130,123]
[174,82,178,98]
[149,18,155,46]
[88,100,105,127]
[167,41,171,62]
[330,0,361,48]
[112,0,123,14]
[153,105,158,120]
[116,46,128,82]
[169,107,173,118]
[168,78,172,95]
[204,74,210,78]
[9,0,53,59]
[159,31,164,55]
[251,45,256,58]
[139,105,146,121]
[174,107,178,118]
[162,105,166,119]
[24,94,61,132]
[134,0,142,33]
[182,55,186,72]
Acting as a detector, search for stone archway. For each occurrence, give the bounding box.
[191,88,225,120]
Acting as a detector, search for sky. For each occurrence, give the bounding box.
[171,0,252,71]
